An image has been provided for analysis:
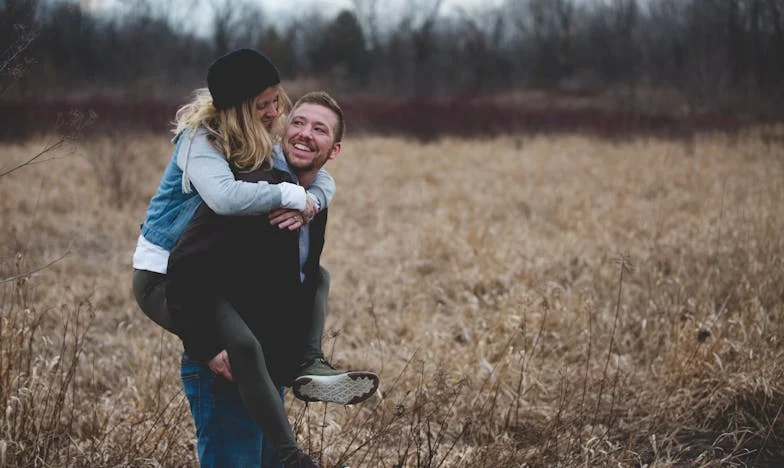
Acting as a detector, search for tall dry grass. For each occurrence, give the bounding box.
[0,127,782,466]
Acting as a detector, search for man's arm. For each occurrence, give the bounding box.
[306,169,335,213]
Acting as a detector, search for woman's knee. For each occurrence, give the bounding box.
[132,269,173,330]
[318,266,330,291]
[228,334,266,369]
[132,269,152,308]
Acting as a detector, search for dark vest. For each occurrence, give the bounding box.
[167,164,328,383]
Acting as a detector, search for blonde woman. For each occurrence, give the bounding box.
[131,50,350,467]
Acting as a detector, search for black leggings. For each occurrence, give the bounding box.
[131,267,330,462]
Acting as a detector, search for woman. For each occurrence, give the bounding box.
[132,49,329,467]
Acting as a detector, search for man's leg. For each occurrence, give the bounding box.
[180,354,263,467]
[301,266,330,364]
[292,266,380,405]
[181,354,288,468]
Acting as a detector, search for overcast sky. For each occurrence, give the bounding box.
[261,0,501,18]
[82,0,508,42]
[92,0,505,26]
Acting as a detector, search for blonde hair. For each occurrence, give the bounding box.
[173,86,292,172]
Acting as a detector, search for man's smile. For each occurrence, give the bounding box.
[291,141,315,153]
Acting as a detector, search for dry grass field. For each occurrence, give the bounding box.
[1,127,783,467]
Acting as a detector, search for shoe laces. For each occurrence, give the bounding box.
[301,356,336,371]
[315,357,336,370]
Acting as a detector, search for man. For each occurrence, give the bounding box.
[168,92,377,467]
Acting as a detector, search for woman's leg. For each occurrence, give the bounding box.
[132,268,176,333]
[214,297,301,464]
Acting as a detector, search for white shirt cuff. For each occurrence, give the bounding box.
[279,182,306,210]
[132,235,170,274]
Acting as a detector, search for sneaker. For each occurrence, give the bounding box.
[292,357,379,405]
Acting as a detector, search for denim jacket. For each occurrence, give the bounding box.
[141,133,202,250]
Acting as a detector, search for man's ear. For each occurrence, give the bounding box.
[328,142,342,161]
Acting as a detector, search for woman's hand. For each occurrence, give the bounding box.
[208,349,234,381]
[302,193,318,221]
[269,208,306,230]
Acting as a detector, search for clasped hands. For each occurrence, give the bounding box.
[268,193,318,230]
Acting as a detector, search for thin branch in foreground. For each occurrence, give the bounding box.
[0,251,71,285]
[1,109,96,178]
[0,139,67,178]
[754,400,783,467]
[592,254,631,431]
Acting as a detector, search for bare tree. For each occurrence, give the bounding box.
[209,0,266,54]
[446,6,512,93]
[398,0,444,96]
[0,0,38,96]
[506,0,577,81]
[351,0,380,51]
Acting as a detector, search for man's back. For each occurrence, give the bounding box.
[167,164,310,381]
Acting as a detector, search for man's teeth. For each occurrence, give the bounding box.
[294,143,312,151]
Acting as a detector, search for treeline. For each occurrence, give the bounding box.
[2,0,783,103]
[2,0,784,141]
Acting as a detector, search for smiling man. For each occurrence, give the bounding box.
[167,91,379,467]
[283,96,344,175]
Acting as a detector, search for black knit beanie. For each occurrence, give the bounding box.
[207,48,280,110]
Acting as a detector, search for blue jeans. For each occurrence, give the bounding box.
[181,354,284,468]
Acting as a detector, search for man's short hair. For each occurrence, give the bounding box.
[292,91,345,143]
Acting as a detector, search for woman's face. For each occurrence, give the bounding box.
[255,86,281,130]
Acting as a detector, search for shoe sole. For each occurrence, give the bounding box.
[292,371,379,405]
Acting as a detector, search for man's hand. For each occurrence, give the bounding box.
[269,208,305,230]
[208,349,233,381]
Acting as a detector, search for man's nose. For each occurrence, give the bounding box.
[267,105,279,119]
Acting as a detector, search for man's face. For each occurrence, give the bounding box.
[283,103,341,173]
[254,86,280,130]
